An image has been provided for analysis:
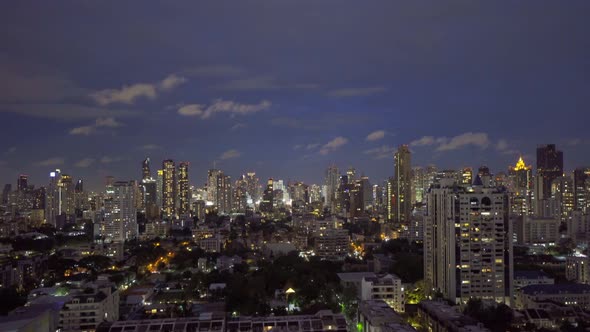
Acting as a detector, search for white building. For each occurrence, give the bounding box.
[59,285,120,332]
[358,300,415,332]
[516,216,560,245]
[314,229,349,261]
[360,274,405,313]
[423,180,513,306]
[101,181,138,242]
[566,254,590,284]
[514,270,555,289]
[515,284,590,310]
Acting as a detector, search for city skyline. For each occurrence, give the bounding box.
[1,2,590,190]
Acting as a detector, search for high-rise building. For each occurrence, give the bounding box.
[45,170,60,226]
[393,145,412,224]
[141,178,158,220]
[178,162,190,216]
[101,181,138,242]
[347,167,356,184]
[461,168,473,185]
[423,179,513,306]
[537,144,564,200]
[325,166,340,212]
[206,169,232,214]
[509,157,533,216]
[233,176,249,213]
[245,172,261,203]
[477,166,492,187]
[156,169,163,208]
[261,178,274,213]
[17,174,28,191]
[142,157,151,180]
[162,160,176,217]
[310,184,322,204]
[551,176,574,221]
[573,168,590,213]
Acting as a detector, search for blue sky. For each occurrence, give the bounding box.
[1,1,589,190]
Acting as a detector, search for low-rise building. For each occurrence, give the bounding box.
[566,254,590,284]
[360,274,405,313]
[514,270,555,289]
[417,301,490,332]
[515,284,590,310]
[358,300,416,332]
[59,285,119,332]
[314,229,349,261]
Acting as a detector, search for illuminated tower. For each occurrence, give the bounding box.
[142,157,151,180]
[509,156,532,216]
[325,165,340,211]
[178,162,190,216]
[162,159,176,217]
[156,169,163,208]
[461,167,473,185]
[45,169,61,226]
[261,178,274,213]
[393,145,411,224]
[17,174,28,191]
[537,144,564,199]
[102,181,137,242]
[573,168,590,212]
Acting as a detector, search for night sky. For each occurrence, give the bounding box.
[1,1,590,190]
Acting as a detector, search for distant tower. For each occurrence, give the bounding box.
[325,165,340,211]
[17,174,28,191]
[162,159,176,217]
[537,144,564,200]
[461,168,473,185]
[393,145,411,224]
[178,162,190,216]
[261,178,274,213]
[573,168,590,212]
[509,156,533,216]
[142,157,151,180]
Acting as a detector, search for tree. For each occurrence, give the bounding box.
[0,287,27,315]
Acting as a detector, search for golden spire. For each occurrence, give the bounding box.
[514,156,528,171]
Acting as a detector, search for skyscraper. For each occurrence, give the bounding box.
[156,169,163,208]
[393,145,412,224]
[17,174,28,191]
[162,159,176,217]
[551,176,574,221]
[423,179,513,306]
[142,157,151,180]
[207,169,232,214]
[325,165,339,212]
[509,156,532,216]
[537,144,564,200]
[261,178,274,213]
[45,170,60,226]
[573,167,590,212]
[178,162,190,216]
[461,168,473,185]
[101,181,138,242]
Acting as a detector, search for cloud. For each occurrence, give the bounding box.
[70,117,123,135]
[230,123,247,131]
[183,65,243,77]
[410,133,491,151]
[366,130,386,142]
[364,145,396,159]
[159,74,187,91]
[319,137,348,155]
[100,156,125,164]
[178,99,271,119]
[220,149,241,160]
[0,103,137,119]
[496,139,508,151]
[328,87,387,97]
[410,136,438,147]
[436,132,490,151]
[36,157,65,167]
[216,75,317,91]
[74,158,95,168]
[306,143,320,150]
[91,83,157,105]
[140,144,162,150]
[69,125,95,136]
[7,147,16,154]
[90,73,186,105]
